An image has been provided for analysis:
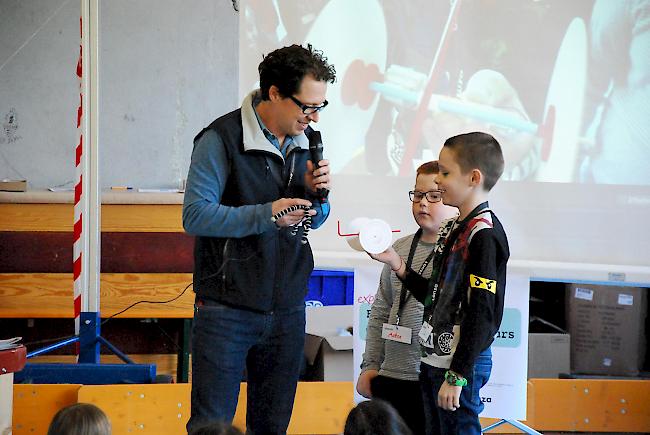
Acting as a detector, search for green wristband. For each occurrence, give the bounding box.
[444,370,467,387]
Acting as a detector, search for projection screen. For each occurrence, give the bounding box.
[238,0,650,281]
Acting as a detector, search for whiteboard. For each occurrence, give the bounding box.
[0,0,238,190]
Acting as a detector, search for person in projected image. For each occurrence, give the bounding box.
[183,44,335,434]
[345,67,541,180]
[355,0,586,180]
[239,0,329,94]
[421,69,542,182]
[578,0,650,185]
[357,160,458,435]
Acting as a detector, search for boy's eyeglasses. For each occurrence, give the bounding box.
[409,190,442,203]
[289,95,328,114]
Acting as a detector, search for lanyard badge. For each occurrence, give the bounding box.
[382,323,412,344]
[418,320,434,347]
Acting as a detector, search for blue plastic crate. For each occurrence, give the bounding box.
[305,269,354,306]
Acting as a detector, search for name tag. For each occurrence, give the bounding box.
[382,323,412,344]
[418,321,433,344]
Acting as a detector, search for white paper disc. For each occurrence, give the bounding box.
[358,218,393,254]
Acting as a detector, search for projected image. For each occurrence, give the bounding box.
[240,0,650,186]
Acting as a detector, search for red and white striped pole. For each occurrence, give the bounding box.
[73,16,84,350]
[75,0,101,363]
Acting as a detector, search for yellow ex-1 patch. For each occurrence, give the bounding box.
[470,274,496,294]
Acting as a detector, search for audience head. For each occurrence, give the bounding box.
[344,399,413,435]
[47,403,111,435]
[188,420,244,435]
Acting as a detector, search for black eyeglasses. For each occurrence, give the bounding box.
[409,190,442,203]
[289,95,328,115]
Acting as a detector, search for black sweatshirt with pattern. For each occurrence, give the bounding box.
[401,202,509,377]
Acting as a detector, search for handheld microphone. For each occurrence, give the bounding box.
[308,130,329,202]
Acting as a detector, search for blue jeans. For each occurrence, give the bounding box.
[187,299,306,435]
[419,348,492,435]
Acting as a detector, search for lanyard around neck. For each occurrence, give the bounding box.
[425,204,491,318]
[396,230,436,324]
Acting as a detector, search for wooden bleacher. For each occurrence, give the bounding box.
[0,191,194,384]
[11,380,650,434]
[1,191,194,320]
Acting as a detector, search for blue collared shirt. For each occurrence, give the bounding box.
[252,95,296,159]
[252,95,330,222]
[182,92,329,238]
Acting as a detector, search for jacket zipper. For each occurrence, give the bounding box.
[221,238,230,287]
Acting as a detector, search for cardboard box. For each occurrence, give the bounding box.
[304,305,353,381]
[566,284,647,376]
[528,333,570,378]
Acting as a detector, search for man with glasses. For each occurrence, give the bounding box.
[357,161,457,435]
[183,44,336,434]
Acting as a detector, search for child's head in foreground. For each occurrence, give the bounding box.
[189,420,244,435]
[47,403,111,435]
[344,399,413,435]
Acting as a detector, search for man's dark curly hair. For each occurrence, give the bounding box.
[258,44,336,100]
